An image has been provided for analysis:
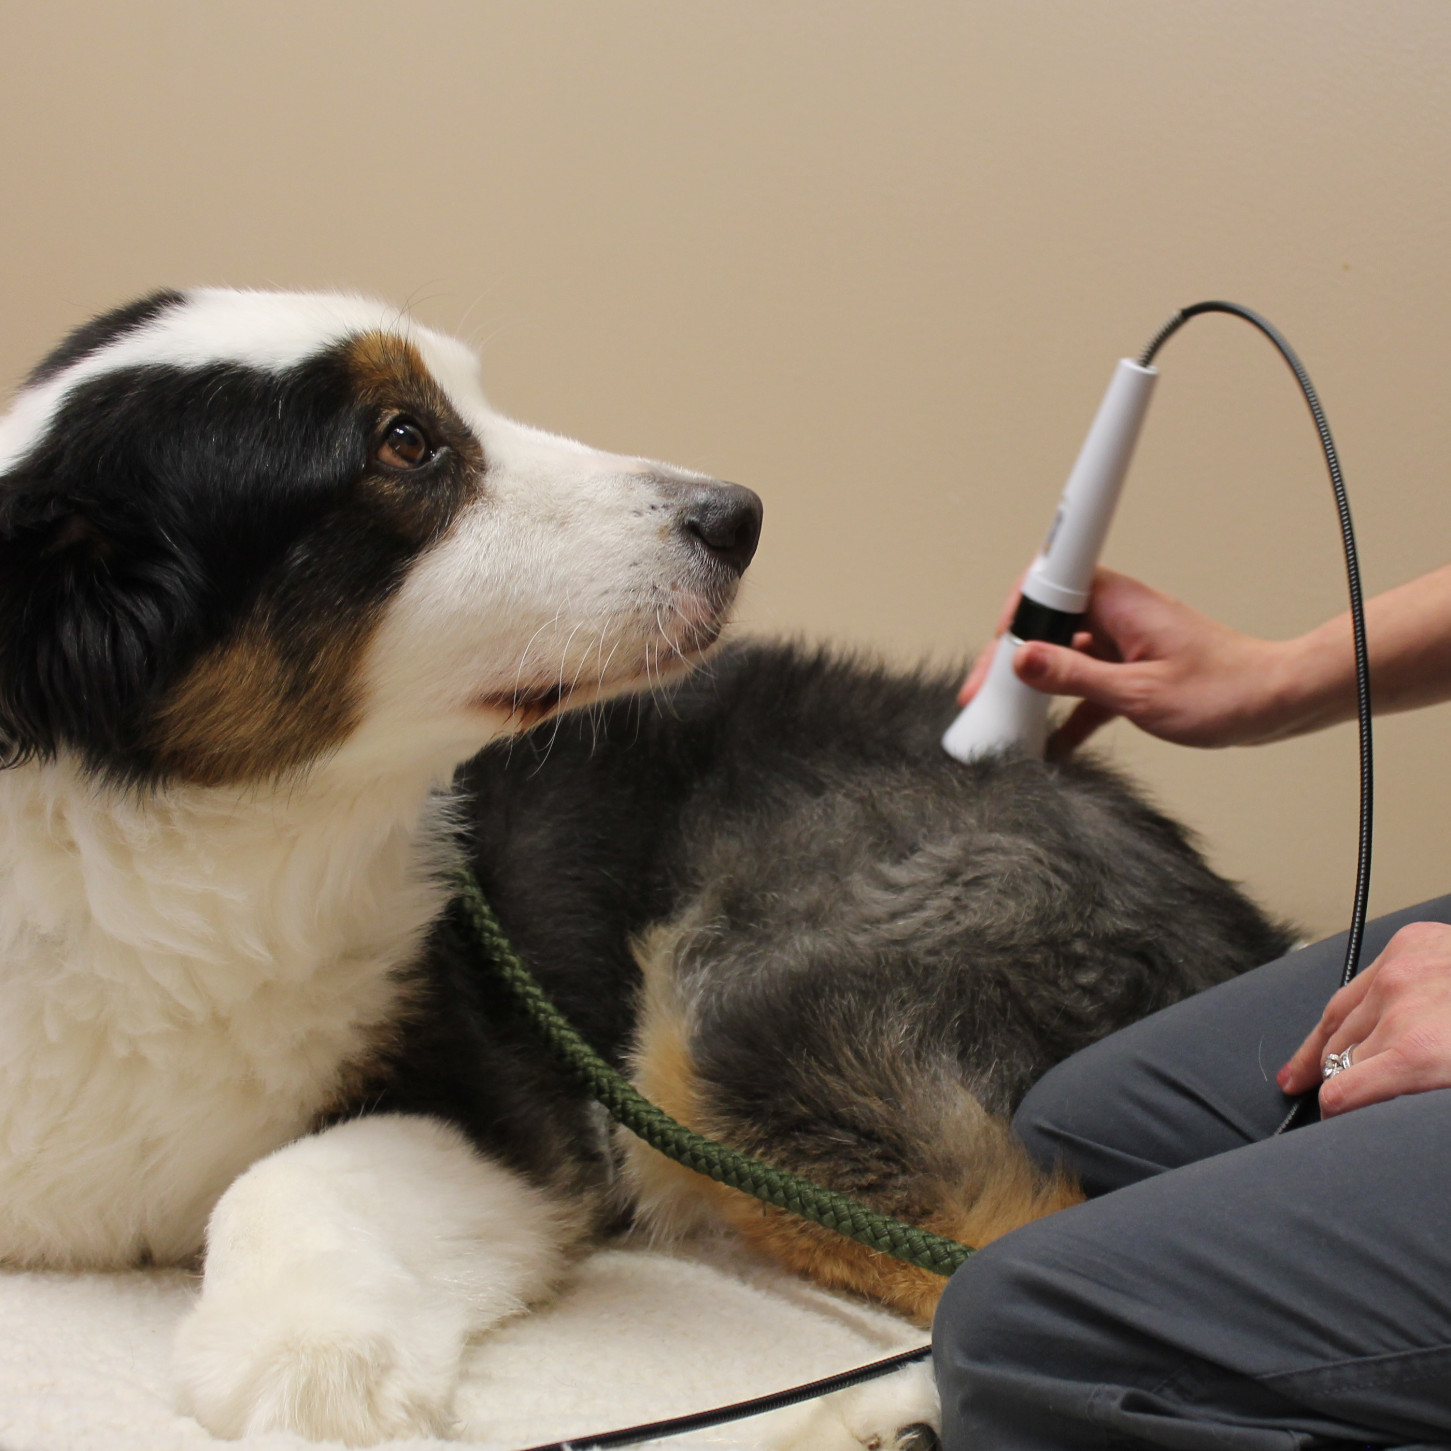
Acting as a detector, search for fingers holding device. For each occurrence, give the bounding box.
[961,568,1294,756]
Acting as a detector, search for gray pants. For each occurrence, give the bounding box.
[932,896,1451,1450]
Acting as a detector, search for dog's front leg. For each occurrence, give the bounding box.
[174,1113,576,1445]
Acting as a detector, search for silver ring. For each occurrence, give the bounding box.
[1321,1045,1356,1081]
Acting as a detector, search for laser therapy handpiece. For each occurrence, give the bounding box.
[941,358,1158,762]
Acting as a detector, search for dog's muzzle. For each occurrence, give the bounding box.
[679,482,763,577]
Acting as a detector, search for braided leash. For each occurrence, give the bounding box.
[452,869,973,1278]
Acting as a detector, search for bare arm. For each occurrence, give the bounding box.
[1274,562,1451,732]
[959,564,1451,1118]
[960,564,1451,753]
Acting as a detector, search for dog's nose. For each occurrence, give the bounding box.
[681,483,763,576]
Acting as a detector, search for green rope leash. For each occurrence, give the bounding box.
[452,869,973,1278]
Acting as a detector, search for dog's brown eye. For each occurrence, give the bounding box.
[376,417,434,470]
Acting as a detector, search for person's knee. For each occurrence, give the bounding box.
[1012,1061,1070,1171]
[933,1215,1089,1448]
[1011,1043,1110,1175]
[934,1223,1048,1365]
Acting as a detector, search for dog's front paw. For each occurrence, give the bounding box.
[174,1252,466,1444]
[858,1422,940,1451]
[764,1358,940,1451]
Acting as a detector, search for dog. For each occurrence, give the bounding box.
[0,289,1292,1445]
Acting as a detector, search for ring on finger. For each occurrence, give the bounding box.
[1321,1044,1357,1081]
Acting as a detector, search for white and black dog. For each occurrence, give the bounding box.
[0,290,1290,1444]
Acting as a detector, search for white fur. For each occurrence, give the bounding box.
[0,290,742,1440]
[335,394,729,779]
[174,1115,572,1444]
[0,290,724,1266]
[0,756,453,1268]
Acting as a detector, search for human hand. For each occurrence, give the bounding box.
[958,568,1294,755]
[1277,922,1451,1117]
[955,570,1027,709]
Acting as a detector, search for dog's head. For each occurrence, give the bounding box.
[0,289,760,788]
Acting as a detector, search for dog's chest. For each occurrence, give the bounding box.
[0,770,449,1269]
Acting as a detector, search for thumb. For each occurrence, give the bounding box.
[956,648,994,707]
[1014,642,1137,712]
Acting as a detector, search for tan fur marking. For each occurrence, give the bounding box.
[622,923,732,1236]
[151,617,368,787]
[625,923,1084,1323]
[715,1132,1083,1326]
[343,331,483,531]
[345,331,437,403]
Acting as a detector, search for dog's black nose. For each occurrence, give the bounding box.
[682,483,763,576]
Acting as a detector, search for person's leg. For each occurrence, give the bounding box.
[933,896,1451,1449]
[1013,894,1451,1195]
[935,1085,1451,1450]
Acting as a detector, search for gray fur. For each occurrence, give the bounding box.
[403,640,1294,1241]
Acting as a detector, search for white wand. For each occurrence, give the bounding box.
[942,358,1158,762]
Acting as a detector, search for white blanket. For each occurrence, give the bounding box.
[0,1237,934,1451]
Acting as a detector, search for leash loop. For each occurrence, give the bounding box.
[452,869,973,1278]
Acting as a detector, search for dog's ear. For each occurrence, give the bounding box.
[0,480,202,773]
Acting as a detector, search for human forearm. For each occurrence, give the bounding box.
[960,563,1451,754]
[1264,564,1451,740]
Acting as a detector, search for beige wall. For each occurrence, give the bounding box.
[3,1,1449,937]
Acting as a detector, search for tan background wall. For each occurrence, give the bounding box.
[2,1,1448,938]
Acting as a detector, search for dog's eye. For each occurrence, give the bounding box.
[375,417,434,470]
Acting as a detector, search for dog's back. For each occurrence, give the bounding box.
[407,639,1292,1317]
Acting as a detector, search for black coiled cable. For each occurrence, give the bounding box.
[1139,302,1373,1133]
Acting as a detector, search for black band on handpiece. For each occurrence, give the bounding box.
[1010,595,1083,646]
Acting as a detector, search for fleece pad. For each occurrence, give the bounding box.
[0,1238,926,1451]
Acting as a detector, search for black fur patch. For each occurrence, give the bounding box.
[0,335,479,784]
[25,291,187,387]
[372,641,1294,1208]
